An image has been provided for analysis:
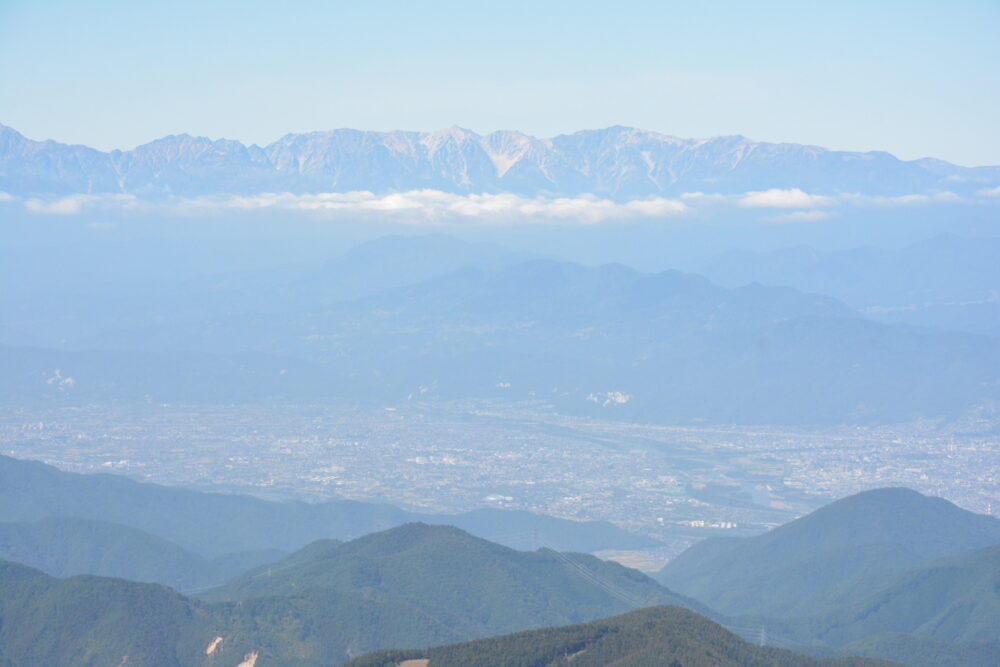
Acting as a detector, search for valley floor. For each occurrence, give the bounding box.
[3,399,997,558]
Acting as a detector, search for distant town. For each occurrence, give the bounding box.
[3,399,997,559]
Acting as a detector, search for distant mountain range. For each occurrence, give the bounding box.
[4,233,998,425]
[3,123,999,199]
[7,250,997,424]
[701,236,1000,337]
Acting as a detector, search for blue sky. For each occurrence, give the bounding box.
[1,0,998,165]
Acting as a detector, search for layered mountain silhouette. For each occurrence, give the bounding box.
[3,123,998,199]
[0,524,707,666]
[12,250,997,424]
[0,455,653,561]
[0,486,994,666]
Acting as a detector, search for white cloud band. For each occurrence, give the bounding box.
[739,188,834,209]
[9,186,983,224]
[176,190,690,225]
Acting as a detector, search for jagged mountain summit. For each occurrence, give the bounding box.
[2,123,998,199]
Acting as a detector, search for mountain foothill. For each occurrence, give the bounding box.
[0,455,996,666]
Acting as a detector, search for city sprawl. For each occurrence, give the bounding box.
[4,400,997,560]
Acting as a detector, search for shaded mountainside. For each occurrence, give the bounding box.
[0,455,655,559]
[203,523,707,639]
[0,524,716,667]
[657,488,1000,618]
[836,633,1000,667]
[10,257,1000,425]
[0,563,894,667]
[344,606,896,667]
[0,560,465,667]
[0,504,991,666]
[777,544,1000,647]
[0,517,281,593]
[0,561,233,667]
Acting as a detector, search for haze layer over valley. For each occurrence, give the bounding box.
[4,1,1000,663]
[3,224,999,562]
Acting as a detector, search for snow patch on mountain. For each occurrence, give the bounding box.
[3,123,999,200]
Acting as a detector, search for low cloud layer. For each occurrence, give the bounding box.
[23,194,137,215]
[4,186,988,225]
[181,190,689,225]
[739,188,834,209]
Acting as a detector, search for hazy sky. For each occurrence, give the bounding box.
[2,0,998,165]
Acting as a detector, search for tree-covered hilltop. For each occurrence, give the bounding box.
[656,488,1000,666]
[344,606,898,667]
[0,559,470,666]
[657,487,1000,618]
[0,515,994,666]
[203,522,708,639]
[2,559,887,667]
[0,522,704,667]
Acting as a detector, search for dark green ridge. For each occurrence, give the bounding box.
[0,558,482,666]
[344,605,898,667]
[203,522,708,640]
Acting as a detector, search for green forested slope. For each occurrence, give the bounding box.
[778,544,1000,647]
[0,560,465,666]
[839,633,1000,667]
[0,523,708,666]
[0,561,227,667]
[657,488,1000,617]
[205,523,706,639]
[345,606,897,667]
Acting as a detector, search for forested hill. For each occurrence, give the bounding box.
[345,606,897,667]
[203,522,706,639]
[657,487,1000,617]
